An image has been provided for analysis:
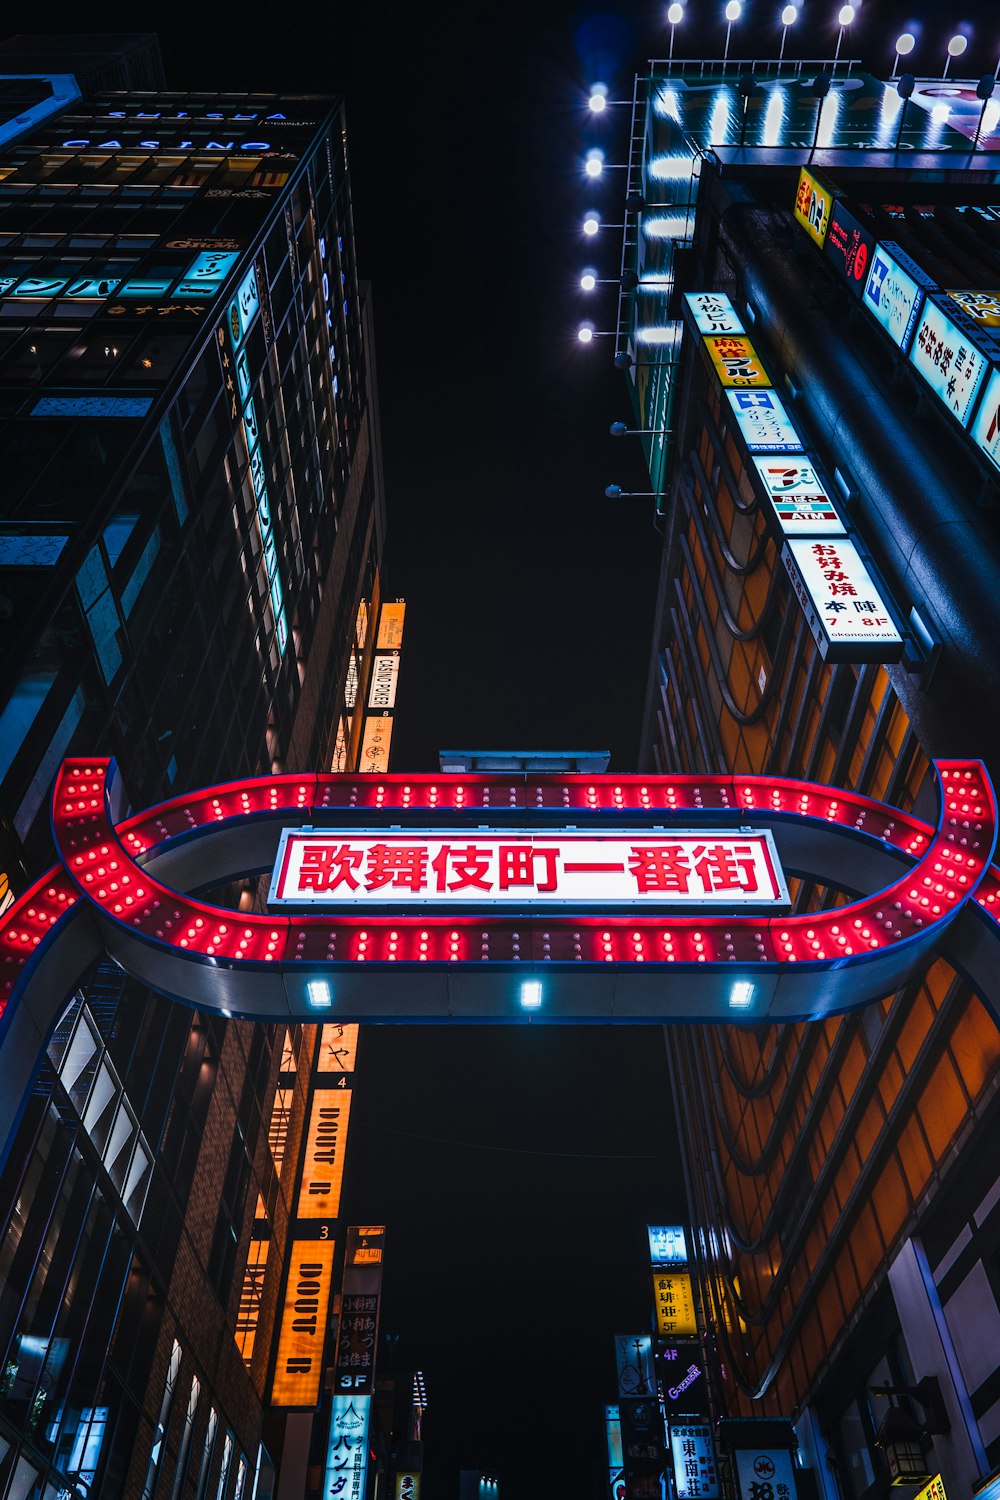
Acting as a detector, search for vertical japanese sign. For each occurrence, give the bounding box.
[726,390,803,453]
[620,1398,667,1500]
[702,334,771,388]
[862,242,931,354]
[653,1272,698,1336]
[324,1226,384,1500]
[606,1404,625,1500]
[360,599,405,772]
[670,1424,720,1500]
[271,1240,336,1405]
[909,297,990,426]
[684,292,745,336]
[823,201,873,294]
[324,1394,371,1500]
[733,1450,798,1500]
[658,1344,709,1416]
[751,457,845,536]
[782,539,903,661]
[970,367,1000,475]
[793,167,835,248]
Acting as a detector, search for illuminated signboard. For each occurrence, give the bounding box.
[782,539,903,662]
[269,829,789,908]
[174,249,239,299]
[913,1480,947,1500]
[726,390,802,453]
[606,1406,624,1471]
[376,600,406,649]
[734,1450,798,1500]
[648,1225,688,1265]
[670,1424,719,1500]
[653,1272,698,1336]
[684,291,744,336]
[752,455,845,536]
[324,1394,371,1500]
[703,334,770,388]
[823,201,874,295]
[318,1023,359,1072]
[395,1475,421,1500]
[659,1344,708,1414]
[229,263,260,347]
[296,1088,352,1218]
[863,242,932,354]
[948,290,1000,329]
[910,297,989,426]
[614,1334,655,1397]
[793,167,834,248]
[360,714,393,772]
[368,653,400,710]
[271,1239,335,1405]
[970,367,1000,475]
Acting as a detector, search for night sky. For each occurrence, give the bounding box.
[157,3,999,1494]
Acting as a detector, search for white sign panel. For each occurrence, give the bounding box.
[782,539,902,660]
[670,1424,720,1500]
[910,297,989,426]
[324,1395,371,1500]
[734,1450,798,1500]
[269,829,789,907]
[752,455,845,535]
[648,1225,688,1265]
[970,366,1000,475]
[367,654,400,710]
[684,291,745,335]
[862,242,928,353]
[726,390,802,453]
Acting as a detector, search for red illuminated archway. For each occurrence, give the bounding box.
[0,755,998,1167]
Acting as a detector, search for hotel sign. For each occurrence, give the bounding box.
[782,538,903,662]
[269,830,789,907]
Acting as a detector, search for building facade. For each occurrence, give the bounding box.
[611,59,1000,1500]
[0,69,391,1500]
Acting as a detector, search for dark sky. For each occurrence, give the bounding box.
[156,4,1000,1496]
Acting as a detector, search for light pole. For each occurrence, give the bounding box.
[668,2,684,63]
[834,4,855,65]
[724,0,742,64]
[892,32,915,79]
[780,5,798,62]
[943,34,968,79]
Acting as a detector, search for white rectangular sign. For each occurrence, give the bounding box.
[649,1225,689,1265]
[910,297,989,427]
[970,366,1000,475]
[782,538,902,659]
[367,653,400,710]
[862,242,928,353]
[684,291,744,335]
[752,455,845,535]
[269,829,789,907]
[734,1450,798,1500]
[726,389,802,453]
[671,1424,720,1500]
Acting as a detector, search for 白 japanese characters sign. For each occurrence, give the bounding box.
[733,1450,798,1500]
[684,291,744,336]
[653,1272,697,1336]
[910,296,990,427]
[782,538,903,662]
[670,1424,720,1500]
[726,390,802,453]
[752,456,845,536]
[323,1395,371,1500]
[269,830,789,907]
[862,242,931,354]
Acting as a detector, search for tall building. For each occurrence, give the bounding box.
[0,67,390,1500]
[607,56,1000,1500]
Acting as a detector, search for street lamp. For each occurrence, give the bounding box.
[892,31,915,78]
[585,149,604,177]
[724,0,742,63]
[583,213,600,235]
[943,33,968,78]
[580,271,597,291]
[588,85,608,112]
[835,4,855,64]
[780,5,798,61]
[668,2,683,62]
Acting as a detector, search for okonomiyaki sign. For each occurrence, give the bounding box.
[268,829,789,907]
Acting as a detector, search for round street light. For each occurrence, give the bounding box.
[780,4,798,60]
[588,85,608,112]
[724,0,742,62]
[668,2,683,21]
[578,324,594,343]
[835,3,855,63]
[583,213,600,235]
[585,150,604,177]
[580,271,597,291]
[892,31,915,77]
[943,33,968,77]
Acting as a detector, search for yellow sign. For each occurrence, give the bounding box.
[914,1477,947,1500]
[794,166,833,248]
[948,290,1000,328]
[396,1475,421,1500]
[296,1088,352,1219]
[271,1239,335,1405]
[318,1023,358,1073]
[360,713,394,773]
[653,1272,697,1336]
[377,600,406,650]
[703,334,771,388]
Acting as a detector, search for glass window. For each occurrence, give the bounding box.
[141,1337,182,1500]
[168,1375,200,1500]
[194,1407,218,1500]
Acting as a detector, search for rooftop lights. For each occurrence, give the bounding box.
[943,33,968,77]
[667,2,683,21]
[307,979,332,1008]
[578,324,595,343]
[580,271,597,291]
[589,85,608,112]
[838,4,855,24]
[585,149,604,177]
[520,980,543,1009]
[892,30,915,76]
[781,3,797,22]
[583,213,600,235]
[729,981,754,1009]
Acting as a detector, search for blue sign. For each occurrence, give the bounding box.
[863,242,931,354]
[648,1225,688,1265]
[230,264,260,346]
[324,1394,371,1500]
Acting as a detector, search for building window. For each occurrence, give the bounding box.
[168,1374,200,1500]
[215,1431,234,1500]
[194,1406,218,1500]
[141,1337,182,1500]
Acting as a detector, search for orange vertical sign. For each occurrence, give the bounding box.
[271,1239,335,1405]
[296,1088,352,1219]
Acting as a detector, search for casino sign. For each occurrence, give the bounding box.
[1,755,1000,1166]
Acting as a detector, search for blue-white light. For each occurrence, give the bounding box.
[648,151,695,177]
[635,323,682,347]
[520,981,543,1009]
[307,980,333,1009]
[585,149,604,178]
[729,981,754,1009]
[643,212,695,239]
[580,271,598,291]
[589,84,609,112]
[583,213,600,236]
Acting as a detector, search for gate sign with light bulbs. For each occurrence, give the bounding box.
[2,756,1000,1169]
